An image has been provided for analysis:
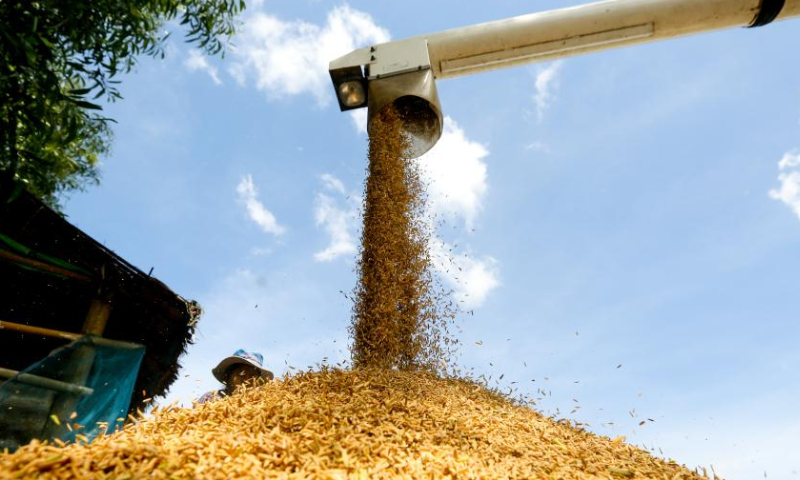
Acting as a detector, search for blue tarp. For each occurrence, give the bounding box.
[0,335,144,451]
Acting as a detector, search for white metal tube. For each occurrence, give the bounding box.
[424,0,800,79]
[785,0,800,17]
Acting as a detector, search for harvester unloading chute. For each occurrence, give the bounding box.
[329,0,800,157]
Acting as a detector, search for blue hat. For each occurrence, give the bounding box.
[212,349,274,383]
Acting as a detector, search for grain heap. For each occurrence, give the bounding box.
[0,105,712,480]
[0,369,710,479]
[350,105,456,372]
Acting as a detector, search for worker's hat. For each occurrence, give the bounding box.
[212,349,275,383]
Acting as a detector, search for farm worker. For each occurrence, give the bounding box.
[196,349,274,404]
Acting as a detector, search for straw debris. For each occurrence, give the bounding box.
[0,370,710,479]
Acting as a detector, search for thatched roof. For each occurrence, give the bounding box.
[0,183,199,413]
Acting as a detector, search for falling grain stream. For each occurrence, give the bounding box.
[350,105,454,373]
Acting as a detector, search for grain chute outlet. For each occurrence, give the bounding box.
[329,0,800,158]
[330,38,443,158]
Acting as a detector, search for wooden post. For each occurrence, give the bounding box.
[43,269,113,439]
[82,298,112,336]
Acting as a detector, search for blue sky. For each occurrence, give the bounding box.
[62,1,799,478]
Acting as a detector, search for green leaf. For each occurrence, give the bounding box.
[0,0,245,206]
[6,183,26,204]
[38,35,54,49]
[72,100,103,110]
[69,87,93,96]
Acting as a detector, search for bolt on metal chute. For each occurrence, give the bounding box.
[329,0,800,158]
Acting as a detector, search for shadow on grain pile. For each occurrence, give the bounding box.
[0,370,710,479]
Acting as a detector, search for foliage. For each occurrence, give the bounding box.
[0,0,246,206]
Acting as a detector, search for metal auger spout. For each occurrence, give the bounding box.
[330,0,800,158]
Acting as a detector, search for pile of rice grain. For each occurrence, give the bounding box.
[0,370,709,480]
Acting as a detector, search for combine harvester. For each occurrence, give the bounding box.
[330,0,799,157]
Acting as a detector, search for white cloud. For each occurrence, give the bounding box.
[417,117,489,229]
[769,151,800,221]
[429,239,500,308]
[236,175,286,236]
[229,5,390,105]
[349,108,369,134]
[314,174,360,262]
[533,61,563,122]
[777,150,800,170]
[524,141,551,153]
[320,173,346,195]
[413,117,499,306]
[184,49,222,85]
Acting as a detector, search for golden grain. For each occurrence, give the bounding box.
[0,370,711,479]
[351,105,457,373]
